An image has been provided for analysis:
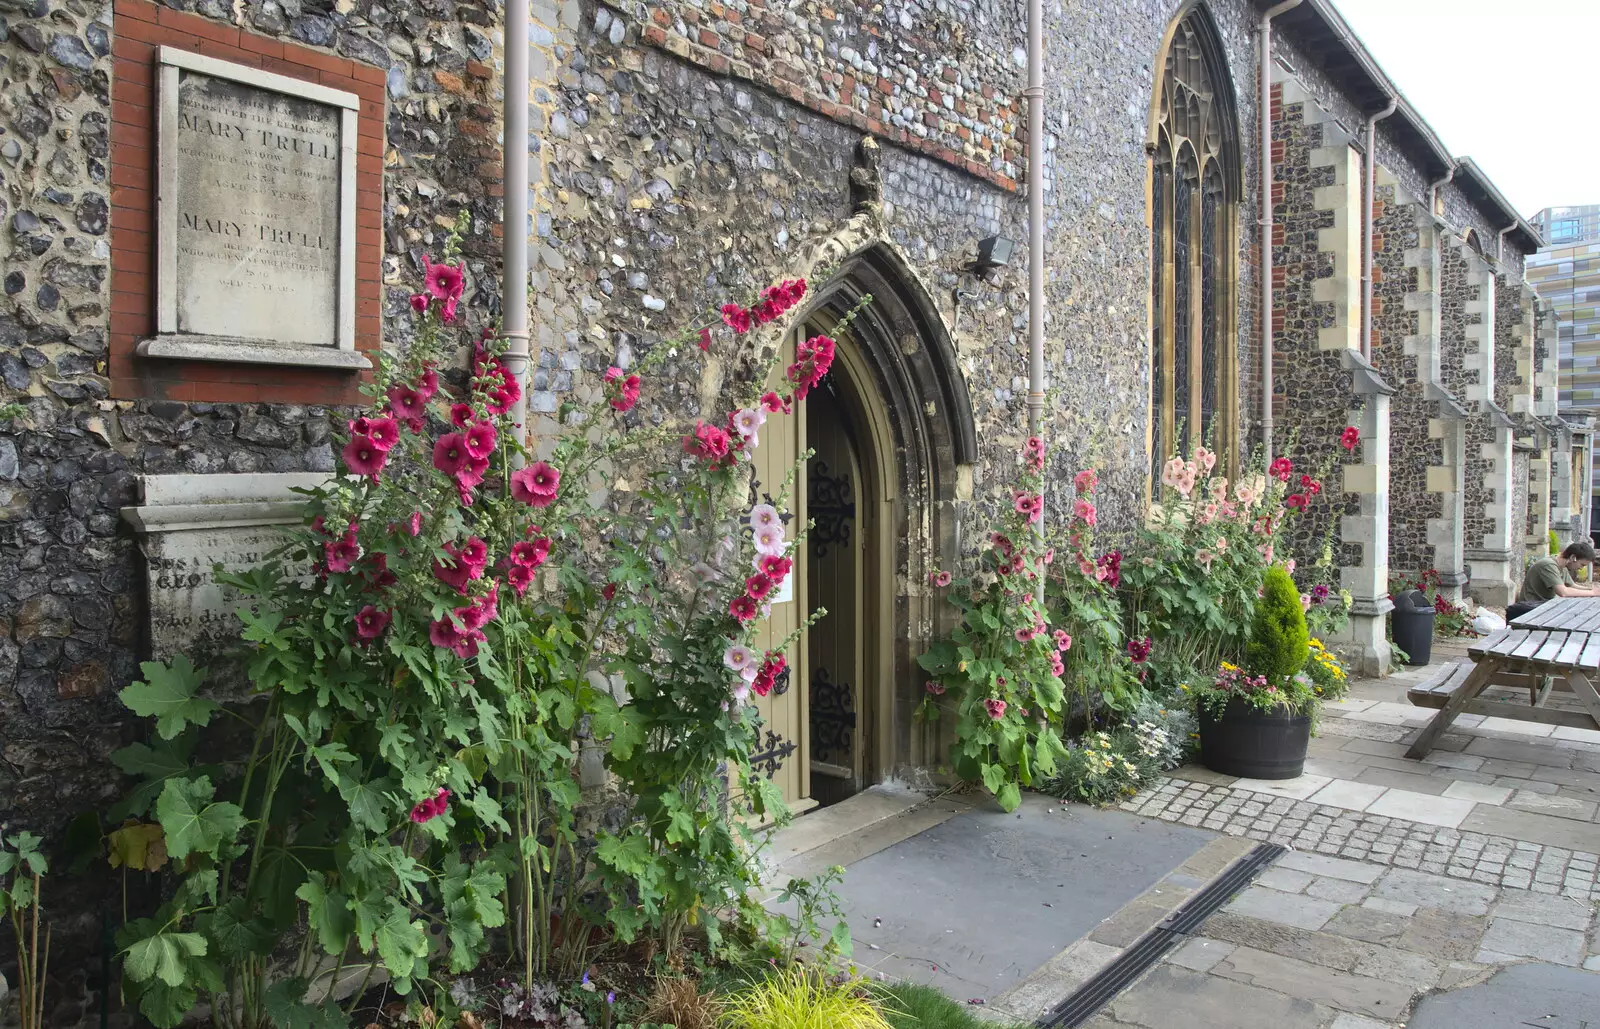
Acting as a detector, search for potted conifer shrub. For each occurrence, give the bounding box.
[1192,565,1316,779]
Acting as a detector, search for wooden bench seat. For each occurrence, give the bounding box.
[1407,660,1475,710]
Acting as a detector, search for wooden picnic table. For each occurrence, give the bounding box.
[1404,597,1600,758]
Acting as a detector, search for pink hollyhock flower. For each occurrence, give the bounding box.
[1234,484,1258,507]
[1286,493,1308,510]
[354,605,391,641]
[451,403,475,428]
[730,406,766,440]
[463,421,497,461]
[362,552,397,590]
[1195,548,1215,570]
[1340,426,1360,451]
[1176,470,1197,496]
[786,335,837,401]
[416,366,439,401]
[925,680,946,696]
[1054,629,1072,651]
[433,432,469,475]
[1079,557,1097,578]
[723,645,755,671]
[510,461,561,507]
[365,417,400,452]
[429,616,466,650]
[1161,456,1186,489]
[1050,653,1065,677]
[1284,558,1296,574]
[1074,469,1097,493]
[405,511,423,536]
[757,554,794,581]
[1259,543,1275,562]
[388,385,426,424]
[440,296,459,324]
[697,326,712,352]
[1269,457,1293,482]
[720,302,752,334]
[729,595,759,623]
[745,572,775,601]
[1209,476,1229,497]
[760,391,793,415]
[509,538,550,569]
[409,787,451,825]
[486,363,522,415]
[752,653,787,697]
[1074,499,1097,526]
[1043,548,1055,565]
[753,524,786,558]
[410,294,428,313]
[984,698,1007,721]
[1127,637,1152,663]
[683,420,733,464]
[324,530,361,574]
[422,254,465,300]
[1215,536,1228,552]
[749,503,781,530]
[603,367,642,412]
[1194,446,1217,472]
[342,435,387,479]
[934,570,953,587]
[458,537,489,570]
[505,564,534,597]
[1300,593,1313,612]
[1014,626,1035,643]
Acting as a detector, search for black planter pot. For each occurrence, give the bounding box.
[1198,698,1312,780]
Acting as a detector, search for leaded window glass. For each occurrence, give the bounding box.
[1149,10,1239,481]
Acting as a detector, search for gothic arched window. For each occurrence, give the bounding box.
[1149,8,1240,476]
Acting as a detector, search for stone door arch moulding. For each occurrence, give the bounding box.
[790,229,976,784]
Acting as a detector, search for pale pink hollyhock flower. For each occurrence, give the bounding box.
[753,524,786,557]
[1285,559,1297,575]
[749,503,782,531]
[740,664,760,683]
[1195,549,1215,570]
[723,645,755,671]
[1234,484,1257,507]
[1176,470,1197,497]
[1079,558,1097,578]
[1194,447,1217,473]
[1142,556,1156,566]
[731,407,766,439]
[1198,503,1218,525]
[1209,476,1229,498]
[1301,593,1312,611]
[1215,536,1228,553]
[1259,543,1275,562]
[731,681,751,703]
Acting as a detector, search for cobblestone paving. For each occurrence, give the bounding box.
[1122,778,1600,902]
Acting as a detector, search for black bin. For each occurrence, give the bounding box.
[1390,589,1435,666]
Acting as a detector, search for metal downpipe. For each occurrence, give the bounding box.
[502,0,532,449]
[1026,0,1045,601]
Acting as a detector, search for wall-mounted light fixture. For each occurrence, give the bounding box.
[974,234,1015,283]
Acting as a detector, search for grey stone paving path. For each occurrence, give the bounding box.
[1075,852,1600,1029]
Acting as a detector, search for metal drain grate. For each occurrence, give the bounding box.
[1036,842,1285,1028]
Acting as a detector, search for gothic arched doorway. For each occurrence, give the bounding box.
[746,241,975,810]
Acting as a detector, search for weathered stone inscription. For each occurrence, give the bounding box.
[140,524,291,659]
[172,71,341,346]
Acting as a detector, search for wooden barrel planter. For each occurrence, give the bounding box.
[1197,698,1311,779]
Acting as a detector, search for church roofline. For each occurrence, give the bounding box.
[1258,0,1539,254]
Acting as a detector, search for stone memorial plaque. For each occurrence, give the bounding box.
[122,473,326,660]
[142,48,367,369]
[172,73,340,345]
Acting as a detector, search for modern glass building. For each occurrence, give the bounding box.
[1527,205,1600,519]
[1526,207,1600,410]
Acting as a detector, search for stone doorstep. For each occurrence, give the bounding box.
[757,787,975,898]
[986,835,1257,1023]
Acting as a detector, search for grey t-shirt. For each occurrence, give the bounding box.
[1519,556,1575,603]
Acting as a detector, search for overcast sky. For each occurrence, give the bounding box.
[1331,0,1599,219]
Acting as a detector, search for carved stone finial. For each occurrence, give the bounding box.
[850,136,883,214]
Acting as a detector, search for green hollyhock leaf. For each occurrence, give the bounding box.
[297,876,355,955]
[109,738,196,819]
[371,899,427,982]
[124,929,207,987]
[119,657,216,740]
[339,777,391,835]
[136,979,199,1029]
[155,777,245,862]
[995,782,1022,813]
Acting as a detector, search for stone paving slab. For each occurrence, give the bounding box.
[1407,962,1600,1029]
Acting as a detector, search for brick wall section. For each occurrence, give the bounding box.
[107,0,386,405]
[617,0,1024,191]
[1371,182,1437,578]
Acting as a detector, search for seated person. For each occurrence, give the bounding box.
[1514,542,1600,618]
